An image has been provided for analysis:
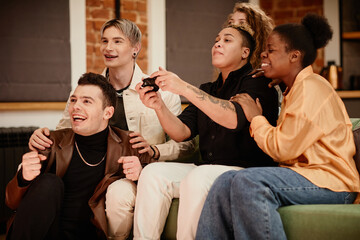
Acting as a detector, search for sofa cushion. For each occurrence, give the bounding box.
[279,204,360,240]
[162,198,179,240]
[351,118,360,130]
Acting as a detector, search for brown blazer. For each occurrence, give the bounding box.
[5,126,153,238]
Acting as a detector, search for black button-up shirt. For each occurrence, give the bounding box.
[178,63,278,167]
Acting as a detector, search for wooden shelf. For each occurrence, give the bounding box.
[1,93,358,111]
[336,90,360,98]
[342,31,360,40]
[0,102,67,111]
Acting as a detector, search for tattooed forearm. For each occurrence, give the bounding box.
[187,85,235,112]
[188,85,206,101]
[219,99,235,112]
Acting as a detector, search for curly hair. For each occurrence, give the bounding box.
[224,2,274,68]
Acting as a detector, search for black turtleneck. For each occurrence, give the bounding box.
[61,127,108,239]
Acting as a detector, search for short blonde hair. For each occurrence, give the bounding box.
[100,19,141,46]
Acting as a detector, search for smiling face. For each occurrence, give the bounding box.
[229,11,247,25]
[69,85,113,136]
[100,26,139,69]
[260,32,293,81]
[212,27,249,73]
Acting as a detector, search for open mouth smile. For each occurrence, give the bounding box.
[104,54,118,60]
[261,63,270,70]
[72,114,87,122]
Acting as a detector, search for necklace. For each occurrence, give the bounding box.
[75,141,106,167]
[106,67,132,98]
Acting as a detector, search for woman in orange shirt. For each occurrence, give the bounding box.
[196,13,360,240]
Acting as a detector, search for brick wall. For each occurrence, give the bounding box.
[259,0,324,73]
[86,0,148,74]
[85,1,324,74]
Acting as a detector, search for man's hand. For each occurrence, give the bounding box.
[21,151,47,181]
[28,128,53,151]
[230,93,263,122]
[135,81,165,110]
[129,132,152,155]
[118,156,143,181]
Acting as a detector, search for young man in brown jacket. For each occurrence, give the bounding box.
[5,73,153,240]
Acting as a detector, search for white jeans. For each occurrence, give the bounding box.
[105,178,137,240]
[133,162,242,240]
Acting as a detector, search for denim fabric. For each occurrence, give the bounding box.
[196,167,357,240]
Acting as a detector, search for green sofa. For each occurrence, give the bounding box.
[161,119,360,240]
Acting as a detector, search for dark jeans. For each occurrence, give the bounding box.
[196,167,357,240]
[8,173,64,240]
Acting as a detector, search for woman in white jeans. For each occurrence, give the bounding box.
[134,22,279,240]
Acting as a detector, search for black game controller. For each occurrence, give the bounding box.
[141,76,159,92]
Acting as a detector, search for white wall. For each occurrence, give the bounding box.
[148,0,166,73]
[0,111,64,129]
[324,0,340,66]
[0,0,86,130]
[70,0,87,90]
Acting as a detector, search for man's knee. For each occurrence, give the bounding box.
[138,162,168,184]
[10,173,63,238]
[27,173,64,201]
[106,179,136,209]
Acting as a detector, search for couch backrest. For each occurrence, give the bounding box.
[353,127,360,175]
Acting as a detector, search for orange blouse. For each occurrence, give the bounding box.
[250,66,360,193]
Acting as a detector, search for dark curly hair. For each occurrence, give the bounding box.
[273,13,333,68]
[78,72,117,109]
